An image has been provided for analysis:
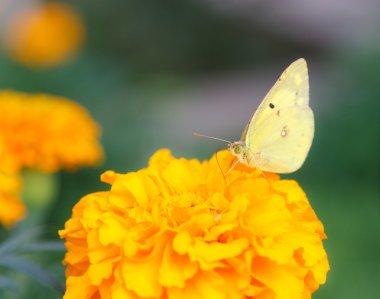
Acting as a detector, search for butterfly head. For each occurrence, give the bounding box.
[228,141,246,162]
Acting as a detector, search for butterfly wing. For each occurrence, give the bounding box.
[244,58,314,173]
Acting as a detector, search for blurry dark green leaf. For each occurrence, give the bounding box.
[0,276,17,292]
[0,228,64,296]
[19,241,65,253]
[0,256,64,294]
[0,228,42,256]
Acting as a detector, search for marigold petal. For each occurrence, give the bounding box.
[119,249,163,297]
[98,212,129,246]
[149,148,174,167]
[252,257,304,299]
[0,193,26,227]
[111,284,139,299]
[101,170,118,185]
[110,171,160,209]
[162,159,203,193]
[168,271,226,299]
[64,273,97,299]
[0,160,25,227]
[88,262,113,286]
[173,231,249,270]
[159,240,198,288]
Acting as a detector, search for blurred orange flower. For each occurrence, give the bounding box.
[0,171,25,227]
[60,149,329,299]
[3,2,85,68]
[0,91,103,173]
[0,142,25,227]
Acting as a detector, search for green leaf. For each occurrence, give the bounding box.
[19,241,65,252]
[0,275,17,292]
[0,255,64,294]
[0,228,42,256]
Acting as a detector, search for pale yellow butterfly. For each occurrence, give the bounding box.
[195,58,314,174]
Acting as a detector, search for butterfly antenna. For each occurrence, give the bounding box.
[193,132,231,144]
[215,150,226,182]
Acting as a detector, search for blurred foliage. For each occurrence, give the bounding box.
[0,0,379,298]
[83,0,317,74]
[0,228,64,298]
[293,51,380,299]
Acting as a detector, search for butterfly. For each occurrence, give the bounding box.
[195,58,314,174]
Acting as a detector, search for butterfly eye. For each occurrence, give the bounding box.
[269,103,275,109]
[234,146,241,154]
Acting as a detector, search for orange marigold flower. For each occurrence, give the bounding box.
[0,91,103,172]
[0,171,25,227]
[0,143,25,227]
[3,2,85,68]
[59,149,329,299]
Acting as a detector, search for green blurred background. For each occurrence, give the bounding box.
[0,0,379,298]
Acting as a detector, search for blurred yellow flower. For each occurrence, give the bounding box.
[60,149,329,299]
[3,2,85,68]
[0,171,25,227]
[0,142,25,227]
[0,91,103,172]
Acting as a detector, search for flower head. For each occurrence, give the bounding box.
[0,91,103,173]
[0,141,25,227]
[0,171,25,227]
[3,2,85,67]
[60,149,329,299]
